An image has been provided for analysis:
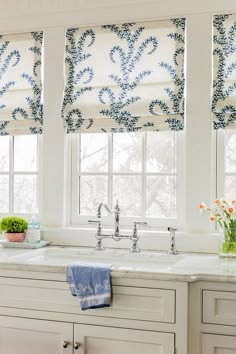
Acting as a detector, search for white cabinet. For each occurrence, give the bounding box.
[203,290,236,326]
[202,333,236,354]
[190,283,236,354]
[0,316,175,354]
[74,324,175,354]
[0,277,186,354]
[0,278,175,323]
[0,316,73,354]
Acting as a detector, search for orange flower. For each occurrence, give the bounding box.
[228,207,234,213]
[215,199,220,205]
[199,204,205,209]
[232,200,236,204]
[210,216,216,221]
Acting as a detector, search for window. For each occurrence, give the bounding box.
[218,130,236,199]
[71,131,181,228]
[0,135,39,216]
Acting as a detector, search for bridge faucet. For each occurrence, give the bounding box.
[88,201,147,252]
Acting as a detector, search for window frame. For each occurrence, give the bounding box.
[216,128,236,201]
[41,14,214,238]
[216,129,224,199]
[0,135,40,220]
[70,131,184,229]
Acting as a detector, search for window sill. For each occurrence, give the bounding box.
[41,226,221,254]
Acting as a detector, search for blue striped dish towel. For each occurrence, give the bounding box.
[66,263,111,310]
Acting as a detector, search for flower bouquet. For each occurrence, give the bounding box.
[200,198,236,257]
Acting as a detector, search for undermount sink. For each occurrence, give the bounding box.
[11,247,184,269]
[0,248,37,260]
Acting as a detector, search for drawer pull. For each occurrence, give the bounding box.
[63,341,70,348]
[74,342,80,350]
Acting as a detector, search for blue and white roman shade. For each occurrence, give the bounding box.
[62,19,185,133]
[0,31,43,135]
[213,15,236,129]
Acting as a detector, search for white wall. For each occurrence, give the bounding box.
[0,0,235,31]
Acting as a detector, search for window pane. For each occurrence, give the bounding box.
[79,176,108,215]
[0,136,9,172]
[14,175,37,213]
[225,130,236,173]
[76,131,178,221]
[0,176,9,212]
[80,134,108,173]
[146,132,175,173]
[113,176,142,216]
[146,176,176,217]
[113,133,142,173]
[14,136,37,172]
[225,176,236,199]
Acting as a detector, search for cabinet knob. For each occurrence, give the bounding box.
[74,342,80,350]
[63,341,70,348]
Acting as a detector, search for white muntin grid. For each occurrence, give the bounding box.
[70,131,181,229]
[0,135,39,218]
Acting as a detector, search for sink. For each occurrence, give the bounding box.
[11,247,184,269]
[0,248,37,261]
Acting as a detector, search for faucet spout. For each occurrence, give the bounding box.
[97,203,112,219]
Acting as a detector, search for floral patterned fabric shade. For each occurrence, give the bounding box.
[0,31,43,135]
[62,19,185,133]
[213,15,236,129]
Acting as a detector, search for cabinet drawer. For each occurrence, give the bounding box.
[0,278,175,323]
[202,333,236,353]
[203,290,236,326]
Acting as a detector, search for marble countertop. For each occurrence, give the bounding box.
[0,245,236,283]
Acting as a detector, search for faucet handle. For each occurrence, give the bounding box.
[88,219,101,224]
[88,219,103,250]
[133,221,148,234]
[167,227,177,232]
[134,221,148,227]
[130,222,147,253]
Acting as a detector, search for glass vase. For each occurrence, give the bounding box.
[219,224,236,259]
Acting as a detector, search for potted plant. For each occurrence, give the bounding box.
[200,198,236,257]
[0,216,28,242]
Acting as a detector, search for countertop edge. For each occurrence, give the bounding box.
[0,262,235,283]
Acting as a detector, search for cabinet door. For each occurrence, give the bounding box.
[0,316,73,354]
[203,290,236,326]
[202,333,236,354]
[74,324,174,354]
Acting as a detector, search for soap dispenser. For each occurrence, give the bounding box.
[27,211,41,243]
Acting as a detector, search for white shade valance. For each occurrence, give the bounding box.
[0,31,43,135]
[62,19,185,133]
[213,15,236,129]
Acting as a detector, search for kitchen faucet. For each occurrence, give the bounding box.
[88,200,147,252]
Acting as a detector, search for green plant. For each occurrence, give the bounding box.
[0,216,28,233]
